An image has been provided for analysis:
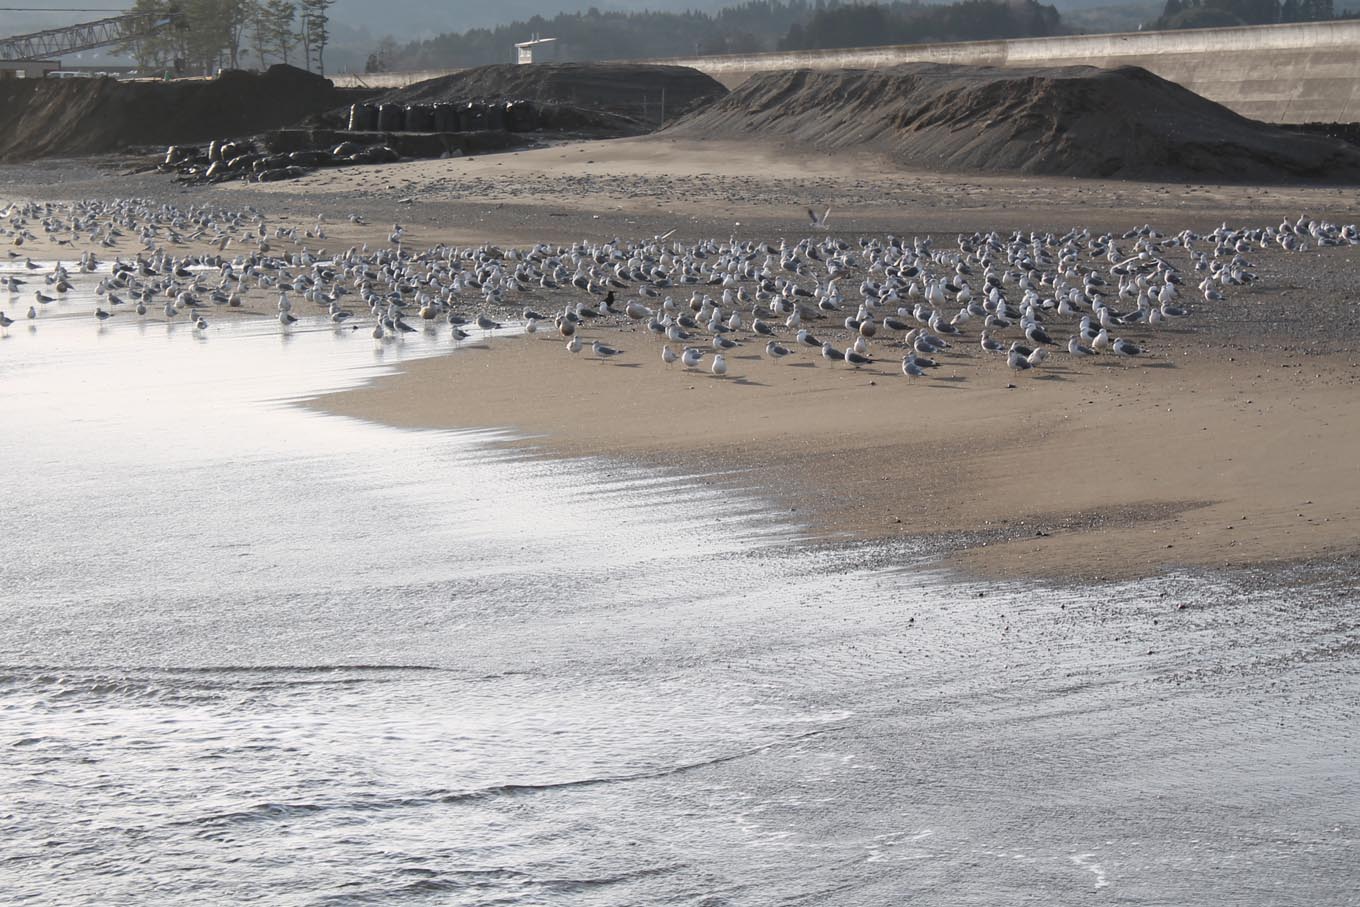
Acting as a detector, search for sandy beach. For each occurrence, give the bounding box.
[6,137,1360,578]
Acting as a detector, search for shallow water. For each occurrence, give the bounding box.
[2,263,1357,905]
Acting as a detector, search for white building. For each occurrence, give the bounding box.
[515,37,559,65]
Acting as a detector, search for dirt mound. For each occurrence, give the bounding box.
[667,63,1360,182]
[381,62,727,125]
[0,65,365,162]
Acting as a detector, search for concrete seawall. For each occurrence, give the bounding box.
[651,20,1360,124]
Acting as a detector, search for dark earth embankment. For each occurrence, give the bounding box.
[0,65,367,163]
[666,63,1360,182]
[379,62,728,125]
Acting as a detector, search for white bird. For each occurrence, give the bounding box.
[681,347,703,370]
[566,334,581,354]
[661,344,677,366]
[711,353,728,377]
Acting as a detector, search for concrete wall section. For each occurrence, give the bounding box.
[651,20,1360,123]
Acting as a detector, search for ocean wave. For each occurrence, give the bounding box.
[310,863,681,905]
[179,727,836,829]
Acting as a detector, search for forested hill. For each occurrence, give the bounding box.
[372,0,1066,72]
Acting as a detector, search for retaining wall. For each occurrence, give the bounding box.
[652,20,1360,124]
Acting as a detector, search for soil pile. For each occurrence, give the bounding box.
[0,65,366,162]
[667,63,1360,182]
[381,63,727,125]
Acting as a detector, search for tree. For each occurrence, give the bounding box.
[247,0,270,67]
[264,0,297,66]
[300,0,334,74]
[365,35,399,73]
[119,0,177,70]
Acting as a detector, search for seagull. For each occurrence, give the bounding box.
[1112,337,1142,357]
[764,340,792,360]
[844,348,872,368]
[661,344,677,366]
[1024,323,1055,346]
[681,347,704,370]
[592,339,622,360]
[711,353,728,377]
[901,355,926,378]
[1067,335,1095,356]
[279,311,297,326]
[821,341,844,363]
[0,311,12,333]
[807,207,832,229]
[796,329,821,348]
[566,334,582,354]
[1007,348,1033,372]
[476,314,502,331]
[94,307,112,321]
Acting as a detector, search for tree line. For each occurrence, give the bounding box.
[779,0,1061,50]
[121,0,335,76]
[1153,0,1346,28]
[367,0,1064,72]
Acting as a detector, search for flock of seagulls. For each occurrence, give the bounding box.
[4,199,1357,391]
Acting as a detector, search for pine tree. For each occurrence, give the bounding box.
[300,0,335,74]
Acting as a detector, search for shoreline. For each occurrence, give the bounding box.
[6,142,1359,580]
[308,332,1360,580]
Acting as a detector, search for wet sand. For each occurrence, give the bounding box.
[313,333,1359,579]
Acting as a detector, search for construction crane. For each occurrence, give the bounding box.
[0,9,180,61]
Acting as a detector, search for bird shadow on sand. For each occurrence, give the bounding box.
[1141,360,1177,369]
[734,354,763,361]
[787,361,819,369]
[603,361,643,368]
[931,374,968,383]
[728,377,768,387]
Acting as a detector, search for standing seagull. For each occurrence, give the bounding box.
[711,353,728,377]
[592,339,622,361]
[1112,337,1142,357]
[844,348,872,368]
